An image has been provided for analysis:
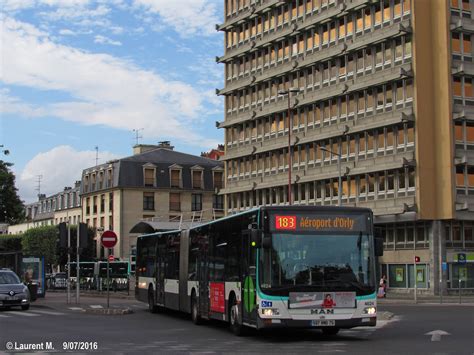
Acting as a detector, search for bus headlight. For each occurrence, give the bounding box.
[262,308,280,316]
[363,307,376,315]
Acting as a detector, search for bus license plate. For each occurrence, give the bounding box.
[312,320,335,327]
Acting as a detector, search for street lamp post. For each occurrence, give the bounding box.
[319,146,342,206]
[278,88,300,205]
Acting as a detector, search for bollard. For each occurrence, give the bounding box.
[459,279,462,304]
[439,279,443,304]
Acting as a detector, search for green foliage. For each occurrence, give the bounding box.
[0,234,23,252]
[22,226,58,266]
[0,160,25,224]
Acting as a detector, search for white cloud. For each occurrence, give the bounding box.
[18,145,119,203]
[132,0,220,37]
[58,28,76,35]
[94,34,122,46]
[1,16,219,146]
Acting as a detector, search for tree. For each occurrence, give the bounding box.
[22,226,58,267]
[0,160,25,224]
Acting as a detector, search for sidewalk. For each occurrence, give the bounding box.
[33,290,143,314]
[378,292,474,305]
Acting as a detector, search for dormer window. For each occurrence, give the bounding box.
[213,171,224,189]
[169,164,183,188]
[143,164,156,187]
[191,165,204,189]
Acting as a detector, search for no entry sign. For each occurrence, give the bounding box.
[101,230,117,249]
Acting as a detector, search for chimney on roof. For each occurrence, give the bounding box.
[157,141,174,150]
[75,180,81,188]
[133,144,159,155]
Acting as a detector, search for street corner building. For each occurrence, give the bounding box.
[80,142,224,261]
[216,0,474,294]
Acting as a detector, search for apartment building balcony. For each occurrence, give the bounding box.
[219,18,411,94]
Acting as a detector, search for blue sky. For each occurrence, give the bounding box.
[0,0,225,203]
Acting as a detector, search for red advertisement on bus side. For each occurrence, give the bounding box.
[210,282,225,313]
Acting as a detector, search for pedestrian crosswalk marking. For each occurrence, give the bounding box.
[0,314,10,318]
[6,311,40,317]
[68,307,83,311]
[90,305,103,309]
[30,310,66,316]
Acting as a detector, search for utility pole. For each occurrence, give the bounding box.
[278,88,300,205]
[67,212,71,304]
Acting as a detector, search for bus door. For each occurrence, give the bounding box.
[156,248,165,305]
[241,230,257,325]
[198,248,209,319]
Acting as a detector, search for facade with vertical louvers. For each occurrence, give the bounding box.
[217,0,474,294]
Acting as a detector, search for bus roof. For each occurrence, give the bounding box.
[137,205,372,240]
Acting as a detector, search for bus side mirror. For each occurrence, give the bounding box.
[262,234,272,249]
[374,236,384,256]
[250,229,262,248]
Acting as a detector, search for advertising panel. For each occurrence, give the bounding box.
[288,292,356,309]
[210,282,225,313]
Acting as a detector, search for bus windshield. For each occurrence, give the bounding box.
[259,233,375,296]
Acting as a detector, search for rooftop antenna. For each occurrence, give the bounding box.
[35,175,43,197]
[132,128,144,145]
[95,146,99,166]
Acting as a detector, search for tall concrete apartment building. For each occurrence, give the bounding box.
[217,0,474,293]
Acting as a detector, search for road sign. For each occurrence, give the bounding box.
[457,253,466,264]
[101,231,117,249]
[108,255,114,262]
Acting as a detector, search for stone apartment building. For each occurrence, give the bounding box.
[8,183,82,235]
[80,142,224,260]
[216,0,474,293]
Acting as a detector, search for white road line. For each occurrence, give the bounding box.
[68,307,83,311]
[6,311,40,317]
[90,305,103,309]
[30,310,66,316]
[0,314,10,318]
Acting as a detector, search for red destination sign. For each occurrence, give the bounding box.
[275,215,297,230]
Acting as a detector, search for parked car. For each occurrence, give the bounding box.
[0,268,30,310]
[52,272,68,289]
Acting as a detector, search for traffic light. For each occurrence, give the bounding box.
[414,256,420,263]
[58,222,67,248]
[79,222,88,248]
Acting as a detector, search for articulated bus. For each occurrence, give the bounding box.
[136,206,383,335]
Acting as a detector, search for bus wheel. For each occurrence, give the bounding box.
[229,298,245,336]
[148,287,158,314]
[321,327,340,336]
[191,293,201,325]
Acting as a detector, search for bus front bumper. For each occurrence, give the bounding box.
[257,316,376,329]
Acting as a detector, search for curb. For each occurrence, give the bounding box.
[82,308,134,315]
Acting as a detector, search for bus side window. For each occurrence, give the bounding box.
[227,233,240,281]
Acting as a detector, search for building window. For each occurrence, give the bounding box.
[170,193,181,211]
[192,170,203,189]
[213,194,224,210]
[144,168,155,187]
[93,196,97,214]
[170,169,181,188]
[143,192,155,211]
[86,197,90,215]
[214,171,223,189]
[100,194,105,213]
[109,193,113,212]
[192,194,203,211]
[107,169,113,188]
